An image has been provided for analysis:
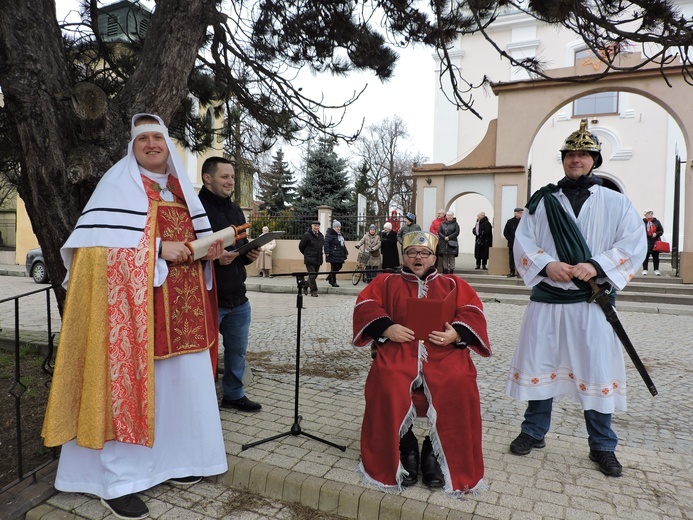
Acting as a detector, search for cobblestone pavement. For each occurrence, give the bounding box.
[4,275,692,519]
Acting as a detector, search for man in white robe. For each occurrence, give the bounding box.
[42,114,228,520]
[505,120,646,477]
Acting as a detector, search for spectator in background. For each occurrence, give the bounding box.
[429,209,446,235]
[299,221,324,297]
[503,208,524,277]
[387,209,401,233]
[642,209,664,276]
[437,211,460,274]
[397,213,421,246]
[381,221,400,270]
[357,224,382,283]
[324,220,348,287]
[256,226,276,277]
[472,212,493,270]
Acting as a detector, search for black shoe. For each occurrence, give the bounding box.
[510,432,546,455]
[330,282,339,287]
[589,450,623,477]
[507,272,515,277]
[421,436,444,488]
[482,265,487,270]
[168,475,203,486]
[221,396,262,412]
[399,432,419,487]
[101,494,149,520]
[475,266,481,270]
[311,292,318,297]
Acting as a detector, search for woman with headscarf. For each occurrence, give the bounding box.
[357,224,382,282]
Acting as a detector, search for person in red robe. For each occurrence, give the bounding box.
[353,231,492,496]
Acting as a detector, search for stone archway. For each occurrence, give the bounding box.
[415,63,693,282]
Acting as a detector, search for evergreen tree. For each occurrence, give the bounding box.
[294,137,354,218]
[257,149,296,214]
[353,161,377,217]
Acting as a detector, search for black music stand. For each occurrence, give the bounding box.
[241,272,346,452]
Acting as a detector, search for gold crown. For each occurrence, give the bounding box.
[402,231,438,253]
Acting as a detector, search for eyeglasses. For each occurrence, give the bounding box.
[404,250,432,258]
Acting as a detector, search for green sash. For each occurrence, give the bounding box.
[526,185,593,303]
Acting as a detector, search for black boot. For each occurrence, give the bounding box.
[399,429,419,487]
[421,436,444,488]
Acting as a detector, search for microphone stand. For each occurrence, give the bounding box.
[241,271,347,452]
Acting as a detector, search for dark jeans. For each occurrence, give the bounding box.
[520,398,618,451]
[305,263,319,294]
[643,251,660,270]
[508,246,516,273]
[219,301,251,400]
[365,265,377,281]
[328,262,343,285]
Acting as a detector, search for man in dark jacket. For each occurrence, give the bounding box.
[299,221,325,296]
[199,157,262,412]
[503,208,524,277]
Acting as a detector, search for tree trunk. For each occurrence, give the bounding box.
[0,0,214,309]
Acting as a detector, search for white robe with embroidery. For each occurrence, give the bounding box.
[505,185,647,413]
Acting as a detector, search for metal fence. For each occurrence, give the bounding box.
[247,214,395,241]
[0,285,58,493]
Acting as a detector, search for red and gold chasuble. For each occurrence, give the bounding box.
[353,272,491,495]
[42,175,218,450]
[142,176,218,360]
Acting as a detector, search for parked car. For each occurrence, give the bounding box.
[25,247,50,284]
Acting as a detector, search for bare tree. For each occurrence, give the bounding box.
[354,116,426,215]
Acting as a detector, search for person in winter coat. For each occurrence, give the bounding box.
[503,208,524,277]
[429,209,446,235]
[357,224,382,282]
[256,226,276,277]
[437,211,460,274]
[472,212,493,269]
[298,221,325,296]
[324,220,348,287]
[642,209,664,275]
[381,222,400,270]
[397,213,422,247]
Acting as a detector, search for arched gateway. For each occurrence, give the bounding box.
[414,63,693,282]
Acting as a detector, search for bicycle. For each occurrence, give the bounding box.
[352,246,370,285]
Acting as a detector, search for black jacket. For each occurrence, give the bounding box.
[438,219,460,256]
[299,228,325,266]
[198,186,251,309]
[324,228,348,264]
[473,216,493,247]
[503,216,521,247]
[643,217,664,252]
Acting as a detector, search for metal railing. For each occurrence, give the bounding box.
[0,285,58,493]
[247,214,399,241]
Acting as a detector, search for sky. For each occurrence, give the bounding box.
[54,0,436,170]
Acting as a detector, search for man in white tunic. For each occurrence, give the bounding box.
[42,114,228,519]
[505,120,646,477]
